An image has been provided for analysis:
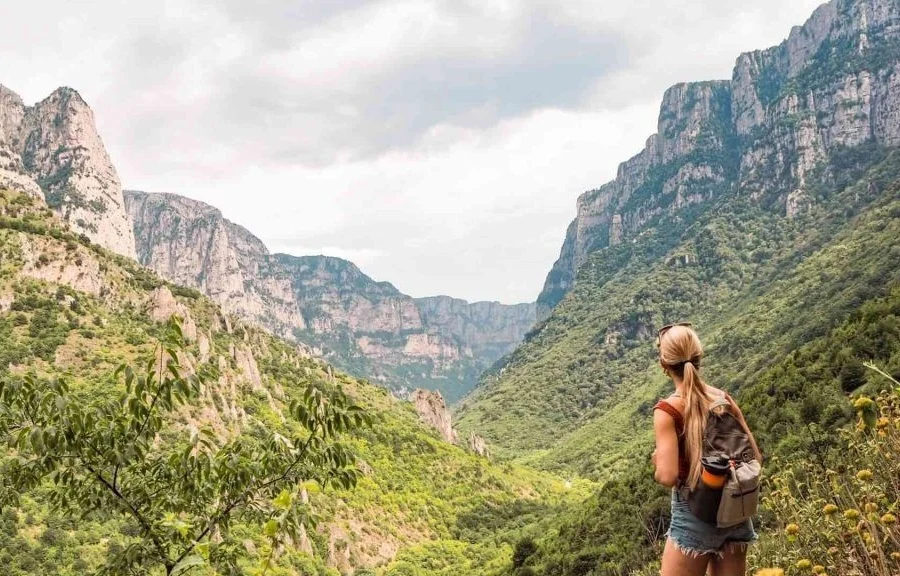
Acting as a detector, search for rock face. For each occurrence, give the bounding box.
[0,85,136,258]
[468,433,489,458]
[125,191,536,402]
[410,389,457,443]
[537,0,900,317]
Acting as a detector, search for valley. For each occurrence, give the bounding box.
[1,0,900,575]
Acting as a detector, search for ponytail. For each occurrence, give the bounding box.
[682,360,711,489]
[657,324,708,487]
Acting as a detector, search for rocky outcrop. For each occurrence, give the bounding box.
[468,433,489,458]
[125,191,536,401]
[415,296,537,360]
[147,285,197,342]
[537,0,900,317]
[0,84,136,258]
[410,389,457,443]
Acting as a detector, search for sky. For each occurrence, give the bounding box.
[0,0,825,303]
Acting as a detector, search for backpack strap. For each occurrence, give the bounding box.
[704,392,731,450]
[709,393,730,411]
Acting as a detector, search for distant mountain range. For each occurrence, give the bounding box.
[125,190,535,402]
[0,84,535,402]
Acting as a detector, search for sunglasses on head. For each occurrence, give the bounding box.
[656,322,692,346]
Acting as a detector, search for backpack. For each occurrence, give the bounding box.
[687,393,761,528]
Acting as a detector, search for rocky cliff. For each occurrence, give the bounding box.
[125,190,536,402]
[537,0,900,317]
[410,389,457,443]
[0,85,136,258]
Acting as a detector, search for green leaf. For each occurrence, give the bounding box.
[263,518,279,537]
[301,480,321,495]
[272,489,292,511]
[171,554,205,576]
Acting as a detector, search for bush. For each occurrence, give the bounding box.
[752,373,900,575]
[512,537,537,568]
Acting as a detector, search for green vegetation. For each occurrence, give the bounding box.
[0,187,584,575]
[751,374,900,575]
[0,317,370,575]
[456,138,900,574]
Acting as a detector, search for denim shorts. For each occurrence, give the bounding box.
[667,487,757,558]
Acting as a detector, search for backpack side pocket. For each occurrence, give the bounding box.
[716,460,761,528]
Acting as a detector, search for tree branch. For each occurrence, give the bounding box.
[83,462,169,566]
[171,423,321,568]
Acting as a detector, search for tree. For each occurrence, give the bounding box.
[0,318,371,575]
[512,537,537,568]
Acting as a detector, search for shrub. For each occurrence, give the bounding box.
[752,367,900,575]
[512,537,537,568]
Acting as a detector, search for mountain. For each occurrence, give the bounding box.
[463,0,900,457]
[0,186,582,575]
[0,85,136,258]
[452,0,900,571]
[536,0,900,318]
[124,190,536,403]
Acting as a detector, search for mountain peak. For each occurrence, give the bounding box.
[0,83,136,258]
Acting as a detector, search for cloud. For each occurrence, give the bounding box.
[0,0,827,302]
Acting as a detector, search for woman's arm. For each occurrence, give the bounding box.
[726,393,763,464]
[652,409,680,488]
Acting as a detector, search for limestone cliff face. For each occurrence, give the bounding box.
[537,80,735,317]
[125,191,536,401]
[410,389,457,443]
[0,85,136,258]
[415,295,537,360]
[537,0,900,317]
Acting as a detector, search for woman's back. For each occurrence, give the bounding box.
[652,324,761,576]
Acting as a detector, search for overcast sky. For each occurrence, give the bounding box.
[1,0,825,303]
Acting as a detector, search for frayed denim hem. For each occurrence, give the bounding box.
[726,539,754,553]
[666,530,725,559]
[666,530,756,559]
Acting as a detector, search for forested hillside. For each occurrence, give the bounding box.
[457,0,900,469]
[0,188,584,575]
[3,1,900,575]
[455,0,900,573]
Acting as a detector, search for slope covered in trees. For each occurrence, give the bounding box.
[0,189,584,575]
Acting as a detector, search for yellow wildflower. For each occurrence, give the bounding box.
[865,502,878,514]
[822,504,838,516]
[812,567,825,574]
[856,469,873,482]
[785,523,800,536]
[854,396,874,411]
[755,570,785,576]
[881,513,897,525]
[796,559,812,569]
[844,509,860,520]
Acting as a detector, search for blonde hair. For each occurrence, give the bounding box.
[659,325,709,488]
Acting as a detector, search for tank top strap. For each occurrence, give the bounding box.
[653,400,685,435]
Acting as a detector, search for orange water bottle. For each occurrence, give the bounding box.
[690,456,730,524]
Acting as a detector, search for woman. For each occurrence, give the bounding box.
[651,323,761,576]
